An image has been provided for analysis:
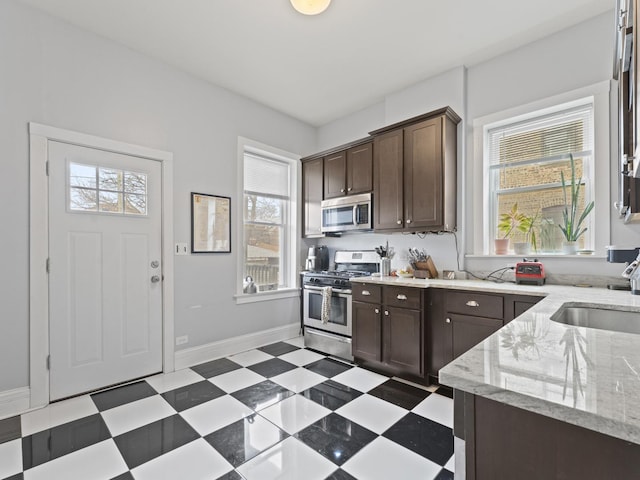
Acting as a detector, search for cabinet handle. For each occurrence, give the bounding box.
[406,219,412,224]
[374,308,380,314]
[466,300,480,307]
[362,290,371,296]
[384,310,389,316]
[445,318,451,324]
[396,220,402,225]
[396,294,407,301]
[340,188,345,193]
[347,187,352,192]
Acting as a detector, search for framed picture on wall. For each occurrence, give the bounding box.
[191,192,231,253]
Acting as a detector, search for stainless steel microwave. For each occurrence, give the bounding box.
[321,193,372,233]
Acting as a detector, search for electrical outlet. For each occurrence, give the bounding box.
[175,335,188,346]
[175,243,189,255]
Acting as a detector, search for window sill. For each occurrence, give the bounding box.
[466,254,606,260]
[234,288,300,304]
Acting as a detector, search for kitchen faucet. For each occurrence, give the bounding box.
[622,252,640,295]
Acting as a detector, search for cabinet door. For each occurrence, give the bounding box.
[324,151,347,199]
[427,289,453,377]
[347,143,373,195]
[373,129,404,230]
[383,307,423,376]
[450,313,502,360]
[352,301,382,362]
[302,158,324,237]
[404,117,443,229]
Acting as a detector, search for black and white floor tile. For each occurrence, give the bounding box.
[0,337,455,480]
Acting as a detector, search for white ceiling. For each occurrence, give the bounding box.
[19,0,613,126]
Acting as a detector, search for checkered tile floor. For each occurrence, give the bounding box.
[0,337,455,480]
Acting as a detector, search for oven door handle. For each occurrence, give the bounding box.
[304,285,352,295]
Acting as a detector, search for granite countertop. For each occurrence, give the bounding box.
[352,276,640,444]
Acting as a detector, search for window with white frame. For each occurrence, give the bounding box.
[485,99,595,254]
[242,149,296,292]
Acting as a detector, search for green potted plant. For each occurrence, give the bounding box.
[496,203,528,254]
[558,154,594,254]
[513,209,539,255]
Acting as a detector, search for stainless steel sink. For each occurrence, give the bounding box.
[550,303,640,334]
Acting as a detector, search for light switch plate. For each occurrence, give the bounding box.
[175,243,189,255]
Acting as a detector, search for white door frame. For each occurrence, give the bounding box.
[29,123,175,408]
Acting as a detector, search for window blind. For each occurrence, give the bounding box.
[487,103,594,169]
[244,153,290,198]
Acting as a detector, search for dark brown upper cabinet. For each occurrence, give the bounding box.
[324,142,373,199]
[371,107,460,232]
[302,158,324,238]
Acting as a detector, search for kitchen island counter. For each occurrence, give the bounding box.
[352,277,640,444]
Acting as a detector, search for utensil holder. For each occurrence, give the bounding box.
[380,258,391,276]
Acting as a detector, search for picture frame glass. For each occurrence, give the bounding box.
[191,193,231,253]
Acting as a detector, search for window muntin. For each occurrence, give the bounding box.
[68,162,148,215]
[242,153,292,292]
[486,101,594,253]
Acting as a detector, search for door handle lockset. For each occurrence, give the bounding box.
[151,275,161,283]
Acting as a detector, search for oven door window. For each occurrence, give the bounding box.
[323,206,354,228]
[307,291,348,326]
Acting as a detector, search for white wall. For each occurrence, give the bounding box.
[316,11,640,280]
[0,0,316,392]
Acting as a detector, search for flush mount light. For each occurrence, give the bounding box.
[290,0,331,15]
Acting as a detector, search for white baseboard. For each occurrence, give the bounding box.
[174,323,301,371]
[0,387,30,420]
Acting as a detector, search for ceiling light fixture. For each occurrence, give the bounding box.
[290,0,331,16]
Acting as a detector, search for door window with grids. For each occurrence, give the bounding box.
[486,100,594,253]
[68,162,148,215]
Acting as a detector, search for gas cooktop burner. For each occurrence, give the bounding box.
[319,270,371,278]
[303,270,373,288]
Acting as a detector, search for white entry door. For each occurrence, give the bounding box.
[48,141,163,400]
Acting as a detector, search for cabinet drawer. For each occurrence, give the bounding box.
[383,286,422,309]
[353,283,382,303]
[446,291,503,319]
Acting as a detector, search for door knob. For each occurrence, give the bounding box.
[396,220,402,225]
[151,275,161,283]
[374,308,380,314]
[445,318,451,324]
[151,260,159,268]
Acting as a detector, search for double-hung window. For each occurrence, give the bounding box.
[485,99,595,253]
[242,147,296,293]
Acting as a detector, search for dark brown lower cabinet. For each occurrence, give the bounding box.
[458,392,640,479]
[450,314,502,359]
[352,283,425,382]
[352,301,382,362]
[428,289,543,382]
[384,306,422,376]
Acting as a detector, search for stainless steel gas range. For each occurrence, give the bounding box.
[302,250,379,360]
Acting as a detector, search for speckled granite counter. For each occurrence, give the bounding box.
[352,276,640,444]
